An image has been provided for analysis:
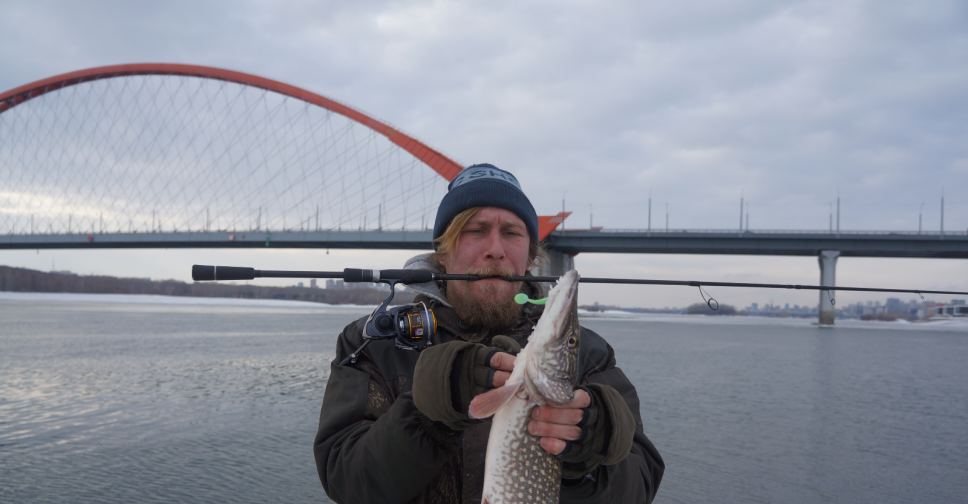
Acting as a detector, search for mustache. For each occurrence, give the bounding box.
[464,266,517,278]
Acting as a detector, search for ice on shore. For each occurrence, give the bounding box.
[577,308,968,331]
[0,291,375,310]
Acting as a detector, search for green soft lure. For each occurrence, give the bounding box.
[514,293,547,305]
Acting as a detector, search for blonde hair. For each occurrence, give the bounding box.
[431,207,547,272]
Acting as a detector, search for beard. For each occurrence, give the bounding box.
[446,265,523,330]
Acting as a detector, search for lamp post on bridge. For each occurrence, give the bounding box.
[647,192,651,234]
[941,189,945,239]
[739,194,743,232]
[836,191,840,238]
[561,191,567,232]
[919,203,924,235]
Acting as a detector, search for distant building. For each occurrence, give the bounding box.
[937,299,968,316]
[885,298,903,313]
[311,279,317,288]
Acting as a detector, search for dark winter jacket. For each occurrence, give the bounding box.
[313,255,664,503]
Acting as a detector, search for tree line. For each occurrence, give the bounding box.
[0,265,416,305]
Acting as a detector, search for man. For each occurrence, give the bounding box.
[314,164,664,503]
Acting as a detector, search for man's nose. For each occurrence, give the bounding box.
[483,229,506,260]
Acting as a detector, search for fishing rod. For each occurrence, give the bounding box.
[192,264,968,363]
[191,264,968,302]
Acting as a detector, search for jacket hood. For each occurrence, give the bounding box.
[401,254,451,307]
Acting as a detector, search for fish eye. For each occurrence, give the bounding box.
[567,337,576,346]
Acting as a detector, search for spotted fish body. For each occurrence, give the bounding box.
[469,270,581,504]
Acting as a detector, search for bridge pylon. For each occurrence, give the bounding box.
[532,249,575,294]
[818,250,840,325]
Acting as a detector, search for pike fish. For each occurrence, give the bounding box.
[468,270,581,504]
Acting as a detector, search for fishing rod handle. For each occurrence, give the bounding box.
[192,265,342,281]
[192,265,434,284]
[192,265,256,281]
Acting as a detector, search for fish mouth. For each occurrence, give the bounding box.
[524,269,581,404]
[545,270,579,338]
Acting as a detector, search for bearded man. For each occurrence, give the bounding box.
[314,164,664,504]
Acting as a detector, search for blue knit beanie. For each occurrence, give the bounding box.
[433,163,539,243]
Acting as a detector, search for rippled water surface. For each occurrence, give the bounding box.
[2,297,966,503]
[1,299,357,503]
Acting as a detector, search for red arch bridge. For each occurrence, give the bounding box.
[2,64,967,320]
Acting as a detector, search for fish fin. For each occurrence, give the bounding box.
[468,379,523,419]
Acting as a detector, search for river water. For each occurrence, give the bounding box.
[1,294,966,503]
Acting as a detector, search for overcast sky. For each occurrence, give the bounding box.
[2,0,967,309]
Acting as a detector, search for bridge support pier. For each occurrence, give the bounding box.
[818,250,840,325]
[533,249,575,293]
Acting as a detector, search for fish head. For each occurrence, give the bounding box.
[526,269,581,406]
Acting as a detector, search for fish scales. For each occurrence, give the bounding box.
[484,392,561,503]
[471,270,582,504]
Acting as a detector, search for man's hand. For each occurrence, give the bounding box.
[413,337,521,430]
[528,384,637,479]
[488,351,516,387]
[527,389,592,455]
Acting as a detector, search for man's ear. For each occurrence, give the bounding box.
[438,254,447,269]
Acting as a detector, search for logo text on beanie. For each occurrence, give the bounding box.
[449,165,522,191]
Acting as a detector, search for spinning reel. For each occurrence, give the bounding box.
[190,265,439,366]
[341,277,438,366]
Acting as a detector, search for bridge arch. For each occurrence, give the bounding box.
[0,63,462,181]
[0,64,467,236]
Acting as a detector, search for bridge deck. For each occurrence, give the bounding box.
[545,230,968,258]
[0,230,436,250]
[2,229,967,258]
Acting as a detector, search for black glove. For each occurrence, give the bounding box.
[413,336,521,430]
[558,383,636,480]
